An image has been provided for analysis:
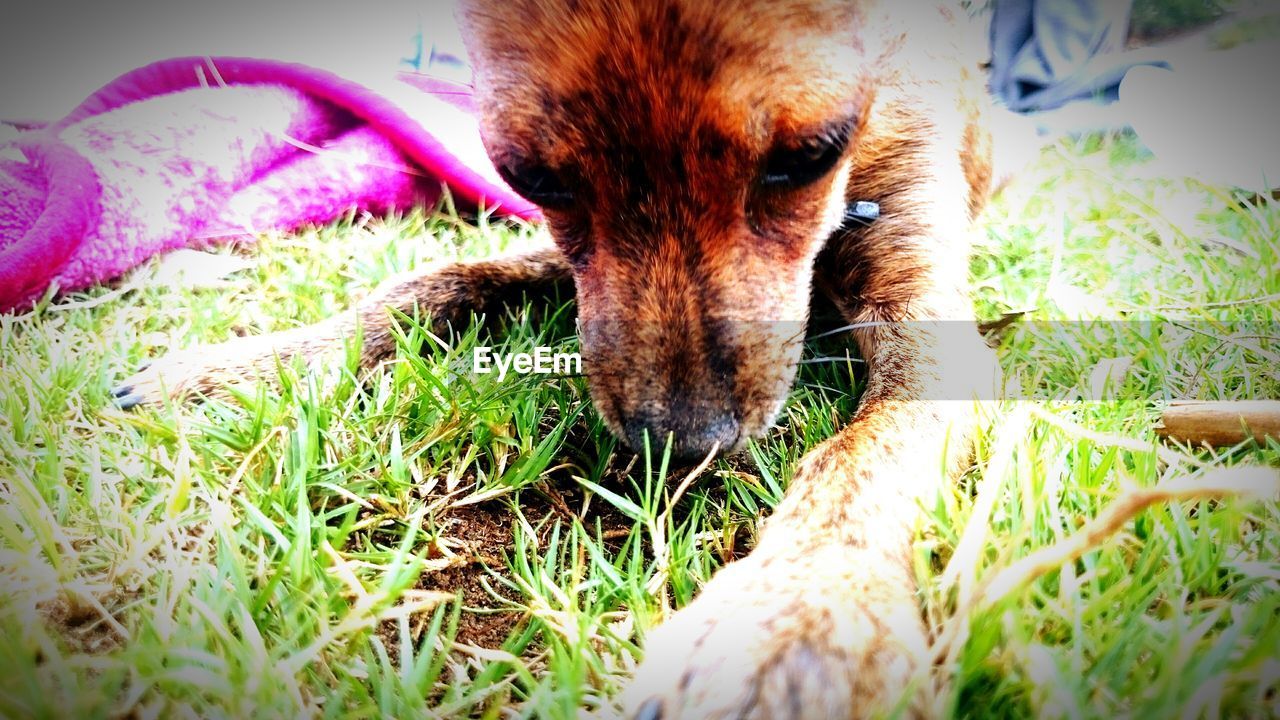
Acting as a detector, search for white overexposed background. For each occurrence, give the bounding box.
[0,0,466,123]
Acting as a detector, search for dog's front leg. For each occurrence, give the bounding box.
[624,300,996,719]
[114,246,572,407]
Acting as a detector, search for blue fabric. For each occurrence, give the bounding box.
[989,0,1169,112]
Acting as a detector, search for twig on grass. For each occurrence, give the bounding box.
[1157,400,1280,447]
[970,466,1277,610]
[935,465,1279,668]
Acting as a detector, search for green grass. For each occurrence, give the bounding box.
[1,131,1278,719]
[1130,0,1229,41]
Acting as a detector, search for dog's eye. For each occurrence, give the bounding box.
[498,161,575,208]
[761,123,853,189]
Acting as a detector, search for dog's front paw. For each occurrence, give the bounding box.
[111,335,296,409]
[622,551,931,720]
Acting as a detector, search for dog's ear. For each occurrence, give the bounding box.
[453,0,566,54]
[452,0,566,85]
[450,0,496,56]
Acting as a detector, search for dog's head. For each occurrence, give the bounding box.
[458,0,873,460]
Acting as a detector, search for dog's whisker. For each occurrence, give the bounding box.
[797,356,866,365]
[807,320,893,341]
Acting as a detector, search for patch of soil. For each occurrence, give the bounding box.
[416,502,524,650]
[371,436,759,670]
[41,591,128,656]
[378,484,642,663]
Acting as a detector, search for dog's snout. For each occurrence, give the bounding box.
[622,407,740,462]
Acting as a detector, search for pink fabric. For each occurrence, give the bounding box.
[0,56,539,312]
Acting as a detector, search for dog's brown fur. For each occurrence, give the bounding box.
[120,1,1002,716]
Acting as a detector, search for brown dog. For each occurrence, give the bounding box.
[119,1,1002,716]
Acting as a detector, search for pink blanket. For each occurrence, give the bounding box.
[0,56,539,312]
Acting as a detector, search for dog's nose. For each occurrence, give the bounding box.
[622,409,740,462]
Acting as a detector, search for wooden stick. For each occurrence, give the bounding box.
[1157,400,1280,447]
